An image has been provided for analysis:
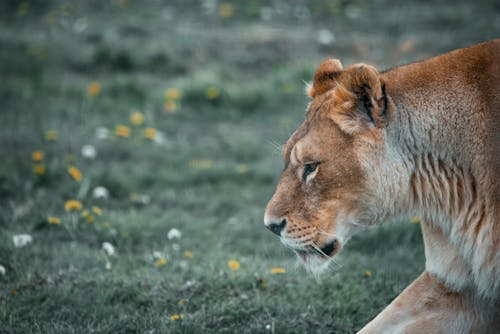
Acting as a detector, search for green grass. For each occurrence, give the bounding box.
[0,1,497,333]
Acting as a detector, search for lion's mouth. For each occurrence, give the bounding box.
[295,240,338,259]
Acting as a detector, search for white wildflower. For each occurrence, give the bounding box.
[129,193,150,205]
[13,234,32,247]
[201,0,217,15]
[153,131,166,145]
[92,186,109,200]
[260,7,273,21]
[73,17,88,33]
[317,29,335,46]
[102,242,115,256]
[182,280,197,288]
[167,228,181,240]
[179,260,189,270]
[152,251,163,260]
[96,127,110,140]
[0,264,5,276]
[81,144,97,159]
[139,194,151,204]
[346,5,360,19]
[105,260,112,270]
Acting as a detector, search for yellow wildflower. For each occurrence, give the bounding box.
[164,100,177,113]
[17,2,29,16]
[399,39,417,53]
[47,217,61,225]
[235,164,249,174]
[270,267,286,274]
[45,130,57,141]
[115,125,131,138]
[68,166,83,182]
[206,86,219,100]
[65,200,83,212]
[129,111,145,126]
[281,83,294,94]
[33,164,46,175]
[164,88,182,100]
[82,210,95,222]
[59,3,70,17]
[183,251,193,259]
[100,221,112,229]
[170,314,183,321]
[410,216,421,224]
[178,299,186,306]
[32,150,44,162]
[188,159,213,169]
[155,257,167,267]
[228,259,240,271]
[87,81,101,97]
[129,192,139,202]
[144,127,156,140]
[257,277,267,290]
[364,270,373,278]
[219,3,233,18]
[92,206,103,216]
[46,11,56,25]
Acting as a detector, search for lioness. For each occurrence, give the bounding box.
[264,40,499,333]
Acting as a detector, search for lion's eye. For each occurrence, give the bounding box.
[302,162,319,182]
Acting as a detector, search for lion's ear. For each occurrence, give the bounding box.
[330,64,388,134]
[308,59,343,98]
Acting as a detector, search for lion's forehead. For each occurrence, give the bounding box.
[284,117,353,164]
[283,122,309,164]
[283,92,342,163]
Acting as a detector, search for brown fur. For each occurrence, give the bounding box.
[264,40,500,332]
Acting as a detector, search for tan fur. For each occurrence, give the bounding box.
[264,40,500,332]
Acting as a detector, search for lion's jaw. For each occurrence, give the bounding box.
[271,206,363,273]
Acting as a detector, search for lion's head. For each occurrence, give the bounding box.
[264,59,396,272]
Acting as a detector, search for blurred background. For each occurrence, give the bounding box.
[1,0,498,333]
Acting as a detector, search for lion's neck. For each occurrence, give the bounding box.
[386,78,485,222]
[382,63,484,222]
[382,68,498,300]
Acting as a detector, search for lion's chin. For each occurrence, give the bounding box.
[291,239,341,275]
[296,252,331,275]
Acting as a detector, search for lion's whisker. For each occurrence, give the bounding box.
[267,139,282,155]
[317,229,337,238]
[348,221,370,228]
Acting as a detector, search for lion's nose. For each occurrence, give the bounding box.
[265,218,287,236]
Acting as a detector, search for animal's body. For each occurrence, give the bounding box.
[264,40,499,333]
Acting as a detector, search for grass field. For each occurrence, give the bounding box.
[1,1,498,333]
